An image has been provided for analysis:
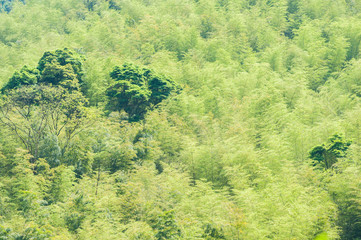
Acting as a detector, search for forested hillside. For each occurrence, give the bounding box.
[1,0,361,239]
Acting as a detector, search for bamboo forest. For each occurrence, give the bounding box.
[1,0,361,239]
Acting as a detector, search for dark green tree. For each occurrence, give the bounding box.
[1,65,39,93]
[0,0,25,13]
[107,0,121,10]
[153,210,181,240]
[37,48,84,91]
[2,49,85,93]
[0,49,90,166]
[106,63,177,122]
[83,0,98,11]
[309,134,351,169]
[202,223,226,239]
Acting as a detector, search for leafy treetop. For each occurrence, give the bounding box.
[37,48,84,86]
[1,65,39,93]
[2,48,84,93]
[106,63,178,122]
[309,134,352,169]
[0,0,25,13]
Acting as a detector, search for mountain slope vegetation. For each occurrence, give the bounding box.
[1,0,361,239]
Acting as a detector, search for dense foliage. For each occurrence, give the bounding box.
[1,0,361,239]
[106,63,177,121]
